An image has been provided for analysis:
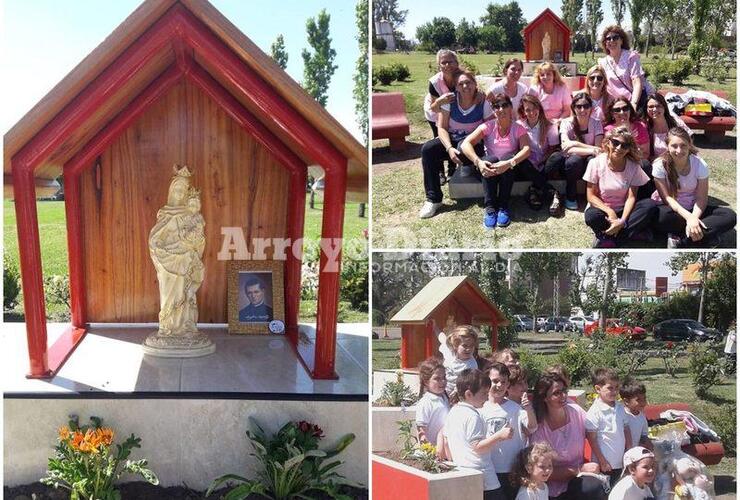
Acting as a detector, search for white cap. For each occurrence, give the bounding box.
[623,446,655,469]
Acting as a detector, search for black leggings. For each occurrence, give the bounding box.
[421,136,484,203]
[637,159,655,200]
[544,153,589,202]
[479,155,535,211]
[654,204,736,245]
[584,198,658,240]
[521,152,565,192]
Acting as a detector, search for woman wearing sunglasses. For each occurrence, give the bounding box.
[487,58,528,115]
[644,93,692,161]
[461,93,532,229]
[583,126,657,248]
[579,65,612,122]
[597,25,653,113]
[651,128,736,248]
[526,62,572,123]
[554,93,604,213]
[419,70,493,219]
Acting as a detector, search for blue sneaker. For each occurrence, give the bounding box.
[497,209,511,227]
[564,198,579,210]
[483,209,497,229]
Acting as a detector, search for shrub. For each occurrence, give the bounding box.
[301,261,319,300]
[378,370,417,406]
[4,255,20,310]
[44,274,70,310]
[687,341,723,397]
[707,404,736,457]
[701,56,730,83]
[390,62,411,82]
[577,54,598,75]
[458,56,479,75]
[558,336,594,385]
[373,37,387,52]
[376,66,395,85]
[517,348,548,388]
[371,69,379,87]
[669,58,694,86]
[496,325,518,349]
[41,415,158,499]
[341,258,368,311]
[651,58,672,84]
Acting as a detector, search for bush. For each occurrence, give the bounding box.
[373,37,387,52]
[669,58,694,86]
[557,333,647,386]
[378,371,417,406]
[577,54,598,75]
[4,255,20,310]
[707,404,736,457]
[390,62,411,82]
[651,58,672,84]
[44,274,70,309]
[496,325,518,349]
[517,348,548,387]
[701,56,730,83]
[371,69,379,87]
[376,66,395,85]
[458,56,479,75]
[558,336,594,385]
[340,257,368,311]
[687,341,723,397]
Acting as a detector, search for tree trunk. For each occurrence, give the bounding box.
[698,255,709,323]
[599,257,612,330]
[309,190,315,209]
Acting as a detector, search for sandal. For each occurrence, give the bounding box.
[527,185,543,210]
[549,190,564,217]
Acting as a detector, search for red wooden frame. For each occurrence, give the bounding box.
[523,8,572,63]
[13,3,349,380]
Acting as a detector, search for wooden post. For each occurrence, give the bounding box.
[425,320,435,358]
[491,322,499,352]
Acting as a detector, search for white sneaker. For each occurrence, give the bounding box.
[666,233,682,249]
[419,201,442,219]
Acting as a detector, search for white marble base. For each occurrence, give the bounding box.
[142,336,216,358]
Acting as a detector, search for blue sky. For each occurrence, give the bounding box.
[1,0,365,139]
[394,0,620,42]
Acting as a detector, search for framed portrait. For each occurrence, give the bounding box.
[227,260,285,334]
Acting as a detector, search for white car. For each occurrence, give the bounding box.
[568,316,587,332]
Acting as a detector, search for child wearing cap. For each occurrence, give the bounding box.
[608,446,656,499]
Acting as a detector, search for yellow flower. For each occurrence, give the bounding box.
[58,426,71,441]
[420,442,436,454]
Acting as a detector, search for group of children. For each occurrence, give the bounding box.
[414,324,658,499]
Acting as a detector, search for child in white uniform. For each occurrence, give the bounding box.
[620,378,652,451]
[415,357,450,459]
[511,442,557,500]
[438,325,480,396]
[608,447,655,499]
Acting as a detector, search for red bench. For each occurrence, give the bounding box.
[372,92,410,151]
[659,87,735,143]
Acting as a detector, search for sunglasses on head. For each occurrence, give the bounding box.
[610,138,629,149]
[605,35,621,42]
[612,106,631,114]
[589,75,604,82]
[493,102,511,110]
[575,103,592,110]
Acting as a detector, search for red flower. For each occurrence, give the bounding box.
[311,424,325,438]
[666,341,674,349]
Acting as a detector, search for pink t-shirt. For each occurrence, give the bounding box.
[530,403,587,498]
[583,154,650,210]
[650,155,710,210]
[517,119,559,169]
[527,83,572,120]
[591,96,607,122]
[560,117,604,152]
[604,121,649,146]
[481,120,527,159]
[598,50,654,101]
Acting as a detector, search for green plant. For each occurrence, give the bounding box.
[4,255,20,310]
[373,37,387,52]
[517,348,548,387]
[208,418,356,500]
[397,420,449,473]
[701,56,730,83]
[397,419,417,458]
[669,58,694,86]
[376,66,395,85]
[707,404,736,457]
[41,415,158,500]
[378,370,417,406]
[389,62,411,82]
[496,324,518,349]
[656,341,681,377]
[44,274,70,309]
[371,69,379,87]
[650,58,673,84]
[557,336,594,385]
[687,341,723,397]
[577,54,598,75]
[458,56,478,75]
[340,257,368,310]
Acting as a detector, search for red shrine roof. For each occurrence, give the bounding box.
[523,8,571,37]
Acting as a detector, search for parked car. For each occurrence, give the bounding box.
[513,315,534,332]
[542,316,569,332]
[653,319,723,342]
[568,316,588,332]
[536,317,547,330]
[584,319,647,340]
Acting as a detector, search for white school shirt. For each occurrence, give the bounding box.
[480,399,532,473]
[415,391,450,446]
[444,402,501,491]
[625,410,649,448]
[585,398,629,469]
[515,484,549,500]
[438,332,478,394]
[608,476,654,499]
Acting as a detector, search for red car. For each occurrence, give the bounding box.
[584,319,647,341]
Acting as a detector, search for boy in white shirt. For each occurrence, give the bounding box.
[586,367,632,487]
[444,368,508,500]
[620,378,653,451]
[608,447,655,499]
[438,325,480,396]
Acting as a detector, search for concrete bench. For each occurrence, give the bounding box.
[660,87,735,143]
[372,92,410,151]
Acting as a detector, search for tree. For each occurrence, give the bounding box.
[456,18,479,50]
[582,253,629,329]
[270,34,288,69]
[515,253,574,329]
[372,0,408,36]
[687,0,711,72]
[477,25,506,53]
[668,252,718,324]
[353,0,368,144]
[655,0,693,59]
[627,0,648,47]
[480,2,526,51]
[584,0,604,54]
[416,17,456,52]
[704,254,736,331]
[611,0,627,25]
[640,0,663,56]
[302,9,337,107]
[561,0,584,56]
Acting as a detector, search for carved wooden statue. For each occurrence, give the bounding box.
[542,32,552,61]
[143,165,215,357]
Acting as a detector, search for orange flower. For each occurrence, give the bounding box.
[58,426,71,441]
[70,431,85,450]
[98,428,114,446]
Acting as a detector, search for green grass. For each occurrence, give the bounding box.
[371,51,737,249]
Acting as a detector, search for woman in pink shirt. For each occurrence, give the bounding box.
[604,97,653,199]
[652,128,736,248]
[597,25,653,113]
[579,65,613,122]
[583,126,657,248]
[530,373,607,500]
[461,93,532,229]
[527,62,572,124]
[644,93,691,161]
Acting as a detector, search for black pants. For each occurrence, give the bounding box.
[655,204,736,245]
[421,136,484,203]
[608,468,622,488]
[544,153,589,202]
[584,198,657,240]
[479,155,529,211]
[484,488,507,500]
[496,473,516,499]
[637,159,654,200]
[552,475,608,500]
[428,120,439,137]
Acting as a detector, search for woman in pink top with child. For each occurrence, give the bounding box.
[583,126,657,248]
[526,62,572,124]
[597,25,653,113]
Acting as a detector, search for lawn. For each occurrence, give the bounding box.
[371,51,737,249]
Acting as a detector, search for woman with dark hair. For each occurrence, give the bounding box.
[651,127,736,248]
[530,373,607,500]
[517,94,563,211]
[644,93,691,161]
[583,126,657,248]
[461,93,531,229]
[555,92,604,212]
[487,58,528,113]
[604,97,653,198]
[580,65,612,122]
[419,70,493,219]
[597,25,653,113]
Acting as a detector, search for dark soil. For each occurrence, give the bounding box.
[4,482,368,500]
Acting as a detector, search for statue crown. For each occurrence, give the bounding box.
[173,164,193,177]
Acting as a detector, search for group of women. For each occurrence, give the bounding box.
[419,25,735,248]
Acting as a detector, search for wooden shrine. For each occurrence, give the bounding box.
[523,8,571,63]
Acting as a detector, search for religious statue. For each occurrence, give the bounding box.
[542,32,552,61]
[143,165,215,357]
